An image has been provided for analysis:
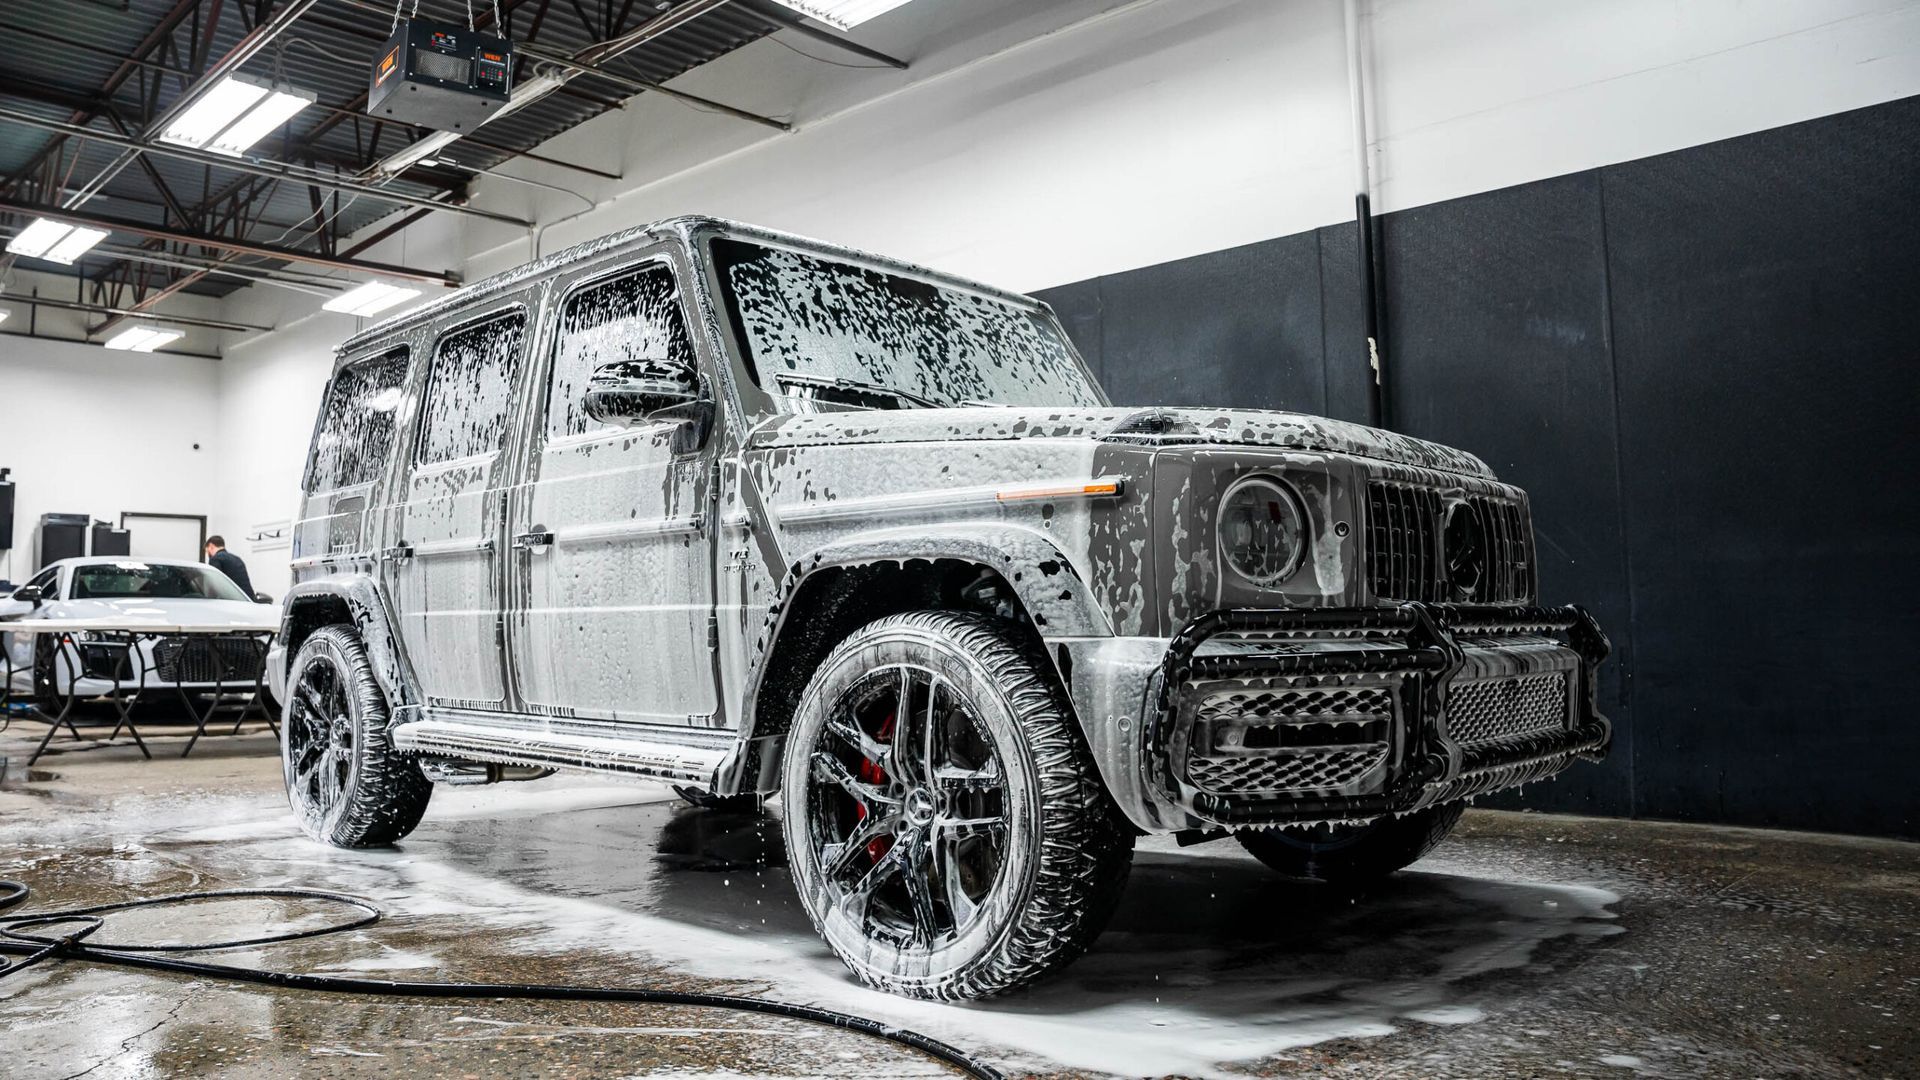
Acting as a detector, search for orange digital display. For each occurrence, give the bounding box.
[376,46,398,85]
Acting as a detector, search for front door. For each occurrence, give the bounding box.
[506,255,719,725]
[386,304,529,709]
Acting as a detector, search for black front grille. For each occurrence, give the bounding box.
[1444,672,1569,748]
[1183,679,1396,796]
[153,636,267,684]
[1365,481,1535,603]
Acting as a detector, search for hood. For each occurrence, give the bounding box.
[747,406,1492,479]
[46,596,281,629]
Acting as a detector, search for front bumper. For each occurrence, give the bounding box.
[1152,604,1609,828]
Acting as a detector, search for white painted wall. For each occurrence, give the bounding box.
[10,0,1917,588]
[0,335,220,584]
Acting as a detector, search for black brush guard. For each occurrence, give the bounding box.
[1153,603,1610,826]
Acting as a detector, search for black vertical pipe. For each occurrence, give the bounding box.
[1356,192,1386,429]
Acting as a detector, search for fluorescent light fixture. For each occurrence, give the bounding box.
[322,281,422,318]
[46,225,111,264]
[159,74,315,157]
[7,218,109,264]
[371,73,564,177]
[103,326,185,352]
[491,72,567,121]
[372,129,460,178]
[0,310,9,325]
[766,0,916,29]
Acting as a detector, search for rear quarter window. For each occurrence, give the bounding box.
[305,349,409,493]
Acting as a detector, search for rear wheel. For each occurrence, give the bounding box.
[282,625,431,847]
[1236,801,1465,885]
[782,610,1132,1000]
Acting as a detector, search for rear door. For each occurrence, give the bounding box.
[504,251,720,725]
[385,303,531,710]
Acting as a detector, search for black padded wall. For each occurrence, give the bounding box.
[1035,94,1920,837]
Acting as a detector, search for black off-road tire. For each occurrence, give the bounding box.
[782,610,1133,1000]
[282,625,431,848]
[1236,801,1466,886]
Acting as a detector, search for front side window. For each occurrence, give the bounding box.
[306,349,409,492]
[548,263,695,440]
[417,311,527,465]
[72,563,250,602]
[710,238,1101,411]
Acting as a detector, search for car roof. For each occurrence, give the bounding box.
[332,214,1046,362]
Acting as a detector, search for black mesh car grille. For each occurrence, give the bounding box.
[153,637,267,684]
[1183,681,1394,795]
[1186,747,1389,795]
[1365,481,1535,603]
[1444,673,1569,748]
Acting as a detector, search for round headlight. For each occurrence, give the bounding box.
[1218,475,1307,585]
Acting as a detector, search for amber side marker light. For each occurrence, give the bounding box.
[996,479,1125,502]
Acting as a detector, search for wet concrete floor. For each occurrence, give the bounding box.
[0,721,1914,1079]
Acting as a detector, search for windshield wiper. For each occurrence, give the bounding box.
[773,373,946,410]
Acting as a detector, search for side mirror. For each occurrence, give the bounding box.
[584,357,702,428]
[11,585,43,607]
[253,592,275,605]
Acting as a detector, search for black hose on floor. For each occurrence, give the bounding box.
[0,879,1002,1080]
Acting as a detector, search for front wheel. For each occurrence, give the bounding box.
[282,625,431,847]
[1236,801,1466,885]
[782,610,1133,1000]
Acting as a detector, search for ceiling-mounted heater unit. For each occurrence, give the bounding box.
[368,17,513,132]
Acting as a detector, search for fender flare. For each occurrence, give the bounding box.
[725,523,1114,792]
[768,522,1113,645]
[279,575,418,711]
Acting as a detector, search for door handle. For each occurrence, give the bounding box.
[379,543,414,563]
[513,529,555,551]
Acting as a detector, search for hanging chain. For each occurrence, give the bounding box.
[466,0,475,30]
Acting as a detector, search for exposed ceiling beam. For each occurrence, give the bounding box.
[0,0,205,199]
[335,0,792,140]
[0,328,221,361]
[0,291,273,333]
[68,0,327,207]
[517,43,791,131]
[0,199,460,285]
[0,19,623,182]
[0,105,531,226]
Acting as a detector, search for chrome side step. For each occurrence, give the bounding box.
[392,712,737,786]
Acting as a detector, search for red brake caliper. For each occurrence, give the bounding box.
[854,711,896,865]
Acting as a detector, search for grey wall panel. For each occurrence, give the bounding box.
[1038,278,1105,387]
[1036,93,1920,836]
[1376,171,1633,817]
[1088,234,1326,414]
[1601,94,1920,836]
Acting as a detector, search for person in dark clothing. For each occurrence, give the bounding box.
[204,536,257,600]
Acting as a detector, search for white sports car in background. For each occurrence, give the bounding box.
[2,557,280,704]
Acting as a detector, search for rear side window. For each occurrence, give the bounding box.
[548,263,694,439]
[305,349,409,492]
[417,310,527,465]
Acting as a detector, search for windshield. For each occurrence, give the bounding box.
[710,238,1102,410]
[71,563,250,602]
